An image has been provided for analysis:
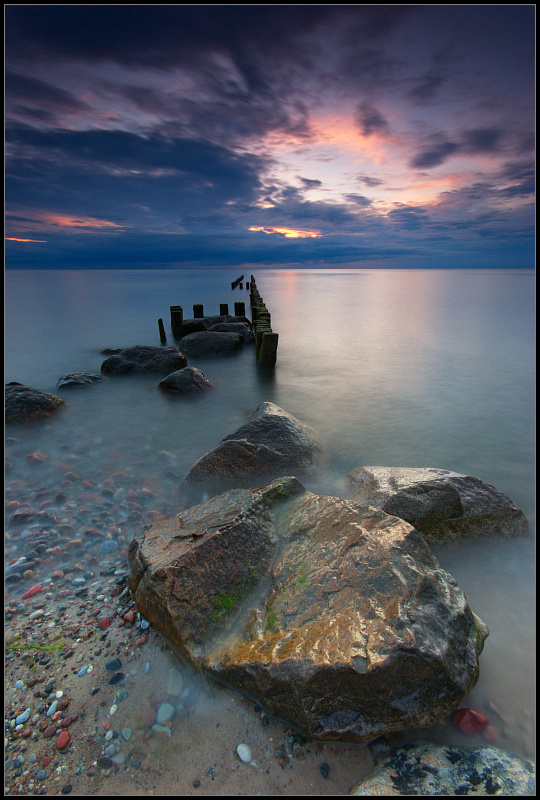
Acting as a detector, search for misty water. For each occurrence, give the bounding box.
[5,267,535,769]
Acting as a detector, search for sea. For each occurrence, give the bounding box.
[4,267,535,763]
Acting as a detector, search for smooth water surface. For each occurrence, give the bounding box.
[5,267,535,760]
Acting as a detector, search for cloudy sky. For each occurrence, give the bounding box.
[5,5,535,269]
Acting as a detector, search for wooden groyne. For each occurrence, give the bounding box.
[162,280,277,369]
[250,275,278,369]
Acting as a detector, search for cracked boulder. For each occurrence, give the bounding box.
[128,476,488,743]
[348,467,528,540]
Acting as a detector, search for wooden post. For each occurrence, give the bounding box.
[254,323,272,358]
[193,304,204,318]
[170,306,184,338]
[234,301,245,317]
[258,332,279,369]
[231,274,244,289]
[158,318,167,343]
[220,303,229,316]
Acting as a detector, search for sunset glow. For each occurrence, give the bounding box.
[4,6,534,269]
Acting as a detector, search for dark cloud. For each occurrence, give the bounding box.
[344,194,373,207]
[408,70,445,103]
[357,175,385,188]
[298,177,323,190]
[355,101,391,137]
[461,128,502,154]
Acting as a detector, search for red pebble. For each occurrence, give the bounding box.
[482,724,498,743]
[21,584,43,600]
[136,636,147,646]
[26,452,49,463]
[103,721,111,731]
[123,611,136,623]
[98,616,111,630]
[453,707,489,735]
[58,589,72,598]
[110,587,120,597]
[56,730,71,750]
[42,756,51,767]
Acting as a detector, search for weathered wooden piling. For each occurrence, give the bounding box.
[158,318,167,343]
[231,274,244,289]
[170,305,184,338]
[249,275,278,369]
[258,331,279,369]
[220,303,229,315]
[193,304,204,318]
[234,301,246,317]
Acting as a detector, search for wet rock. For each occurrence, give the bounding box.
[348,466,528,540]
[158,367,215,394]
[101,345,187,375]
[350,742,536,795]
[56,373,105,389]
[177,331,244,357]
[128,476,488,743]
[237,743,252,763]
[209,322,254,342]
[5,382,65,424]
[183,402,320,493]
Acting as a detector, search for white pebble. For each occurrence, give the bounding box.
[87,665,94,673]
[237,743,252,763]
[110,704,117,716]
[55,691,63,699]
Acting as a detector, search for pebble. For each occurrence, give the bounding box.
[109,672,125,685]
[110,704,117,716]
[320,763,329,779]
[97,756,113,770]
[112,753,126,765]
[237,743,252,763]
[105,657,122,671]
[14,680,25,690]
[36,770,47,781]
[167,667,184,696]
[156,703,174,724]
[144,662,150,674]
[47,700,59,717]
[104,744,117,757]
[151,723,172,735]
[56,730,71,750]
[121,728,132,741]
[15,709,31,725]
[77,666,88,677]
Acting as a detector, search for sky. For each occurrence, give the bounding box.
[4,5,535,270]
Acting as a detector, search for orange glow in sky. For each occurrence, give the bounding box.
[6,237,47,242]
[249,226,321,238]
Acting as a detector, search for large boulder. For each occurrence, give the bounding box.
[183,402,320,493]
[350,742,535,795]
[101,345,187,374]
[5,382,65,423]
[178,331,244,357]
[158,367,215,394]
[128,476,488,744]
[348,467,528,540]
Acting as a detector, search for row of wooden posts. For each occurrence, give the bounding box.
[250,275,278,369]
[157,274,278,369]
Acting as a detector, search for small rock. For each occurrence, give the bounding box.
[56,730,71,750]
[105,657,122,671]
[320,763,329,779]
[237,743,252,763]
[15,709,31,725]
[121,727,132,741]
[151,723,172,735]
[156,703,174,724]
[97,756,113,769]
[453,707,489,735]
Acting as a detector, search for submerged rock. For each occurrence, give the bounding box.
[209,322,254,342]
[101,345,187,374]
[5,382,65,423]
[128,476,488,743]
[158,367,215,394]
[57,372,106,389]
[183,402,320,494]
[348,467,528,540]
[350,741,535,795]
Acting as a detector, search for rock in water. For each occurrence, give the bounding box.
[5,382,65,423]
[128,476,488,743]
[183,402,320,494]
[101,345,187,374]
[350,742,536,795]
[348,466,528,540]
[158,367,215,394]
[177,331,244,357]
[56,373,105,389]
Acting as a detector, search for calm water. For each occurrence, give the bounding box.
[5,267,535,760]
